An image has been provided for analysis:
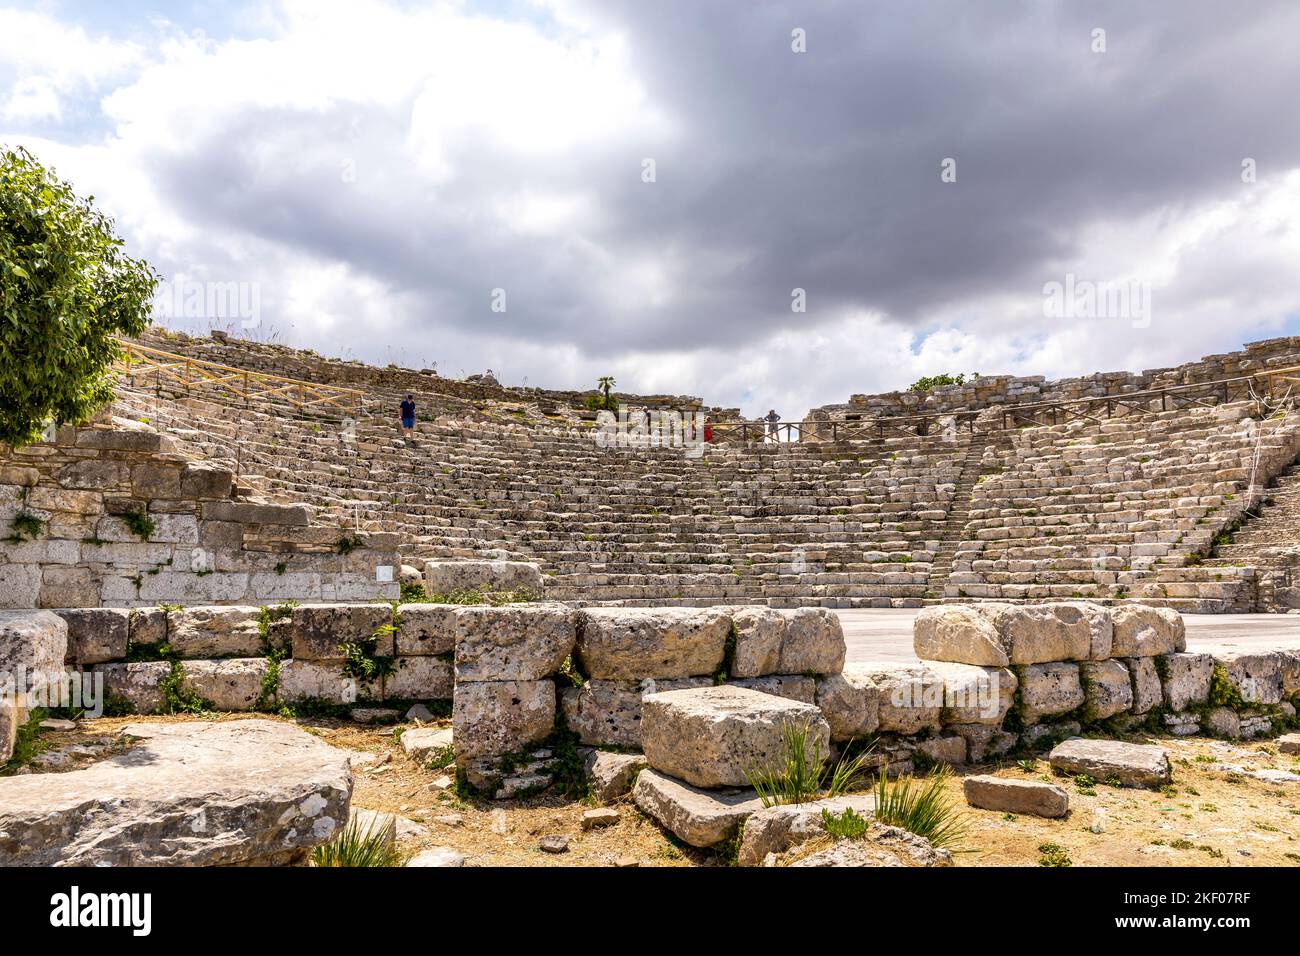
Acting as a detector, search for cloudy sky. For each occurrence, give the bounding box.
[4,1,1300,418]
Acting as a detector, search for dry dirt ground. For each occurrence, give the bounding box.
[26,713,1300,867]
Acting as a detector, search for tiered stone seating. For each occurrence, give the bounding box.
[112,380,969,607]
[110,332,1300,610]
[948,403,1300,606]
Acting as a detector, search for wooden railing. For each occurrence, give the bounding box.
[115,340,365,416]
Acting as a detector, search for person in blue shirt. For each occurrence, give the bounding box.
[399,394,416,439]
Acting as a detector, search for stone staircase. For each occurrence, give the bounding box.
[926,432,990,601]
[1204,455,1300,608]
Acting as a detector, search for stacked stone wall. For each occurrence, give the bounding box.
[0,419,398,609]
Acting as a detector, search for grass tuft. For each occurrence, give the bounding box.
[745,721,872,807]
[871,765,969,851]
[311,817,403,867]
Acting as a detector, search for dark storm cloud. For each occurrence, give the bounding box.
[132,1,1300,358]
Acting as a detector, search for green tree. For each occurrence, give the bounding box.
[907,372,979,393]
[0,146,157,447]
[597,375,616,411]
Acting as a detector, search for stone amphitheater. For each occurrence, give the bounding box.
[2,328,1299,867]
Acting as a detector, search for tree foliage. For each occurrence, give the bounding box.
[0,146,157,446]
[907,371,978,393]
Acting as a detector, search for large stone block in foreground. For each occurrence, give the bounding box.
[962,775,1069,818]
[167,606,263,658]
[1018,662,1085,724]
[577,607,730,680]
[1,610,69,762]
[291,603,393,662]
[1159,652,1213,712]
[914,602,1109,666]
[641,685,830,789]
[777,608,846,674]
[453,603,577,681]
[0,720,353,865]
[560,677,710,748]
[1108,605,1185,657]
[1048,737,1171,788]
[632,768,764,847]
[452,679,555,763]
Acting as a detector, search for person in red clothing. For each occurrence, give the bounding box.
[703,417,714,443]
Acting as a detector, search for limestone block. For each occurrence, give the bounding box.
[727,606,785,677]
[914,602,1106,666]
[0,720,352,865]
[1080,660,1132,721]
[423,559,543,595]
[400,726,454,764]
[1158,652,1213,712]
[291,603,393,662]
[641,685,830,789]
[452,679,555,763]
[1123,657,1162,715]
[453,603,577,681]
[584,751,648,804]
[1018,663,1085,724]
[394,603,458,656]
[962,775,1068,818]
[128,607,168,647]
[96,661,170,714]
[167,606,263,658]
[730,675,817,704]
[632,768,764,847]
[814,668,881,741]
[577,607,729,680]
[55,608,128,665]
[777,608,846,675]
[1215,650,1284,705]
[737,794,877,866]
[382,656,453,700]
[1048,737,1171,788]
[560,677,710,748]
[277,659,359,705]
[927,661,1017,725]
[865,664,944,735]
[180,658,268,711]
[1109,605,1185,657]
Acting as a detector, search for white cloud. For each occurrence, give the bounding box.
[0,9,144,121]
[3,1,1299,421]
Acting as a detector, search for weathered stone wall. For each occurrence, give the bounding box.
[135,327,740,422]
[439,600,1299,802]
[15,601,1297,800]
[809,336,1300,424]
[0,419,399,609]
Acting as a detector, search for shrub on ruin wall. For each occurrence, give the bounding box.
[0,147,158,447]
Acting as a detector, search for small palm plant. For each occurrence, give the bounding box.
[597,375,616,411]
[312,816,403,867]
[871,765,969,851]
[745,721,873,807]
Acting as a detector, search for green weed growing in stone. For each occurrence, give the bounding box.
[746,721,872,808]
[820,806,870,841]
[120,510,155,541]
